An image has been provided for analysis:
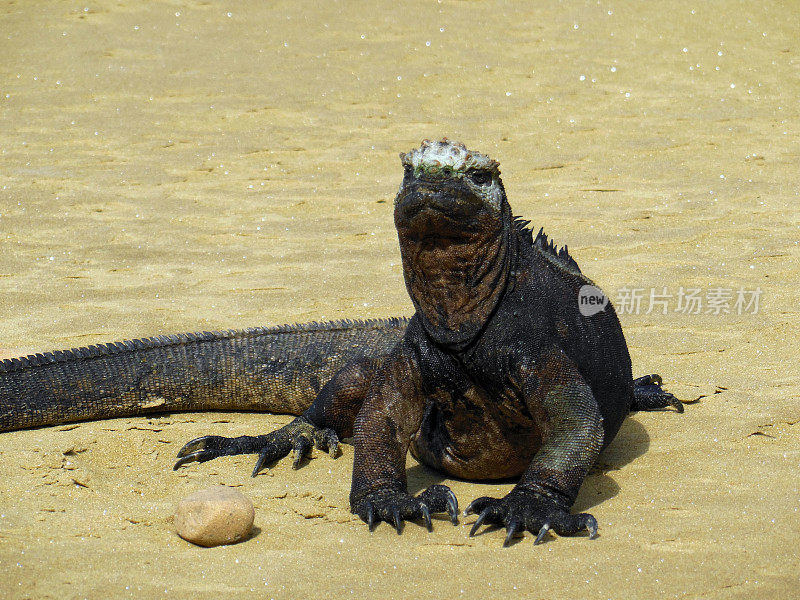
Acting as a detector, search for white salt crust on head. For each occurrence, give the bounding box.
[400,139,499,175]
[397,139,505,213]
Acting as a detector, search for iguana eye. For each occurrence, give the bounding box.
[403,164,414,177]
[469,170,492,186]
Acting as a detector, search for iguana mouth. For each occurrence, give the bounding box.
[396,178,483,216]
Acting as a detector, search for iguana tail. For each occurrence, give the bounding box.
[0,318,408,433]
[631,374,683,412]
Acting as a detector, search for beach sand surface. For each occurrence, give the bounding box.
[0,1,798,598]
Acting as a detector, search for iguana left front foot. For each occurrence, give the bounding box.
[465,487,598,546]
[352,484,459,533]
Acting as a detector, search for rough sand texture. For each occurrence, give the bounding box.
[1,1,798,598]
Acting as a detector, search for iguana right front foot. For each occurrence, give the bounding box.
[352,484,459,533]
[173,416,339,475]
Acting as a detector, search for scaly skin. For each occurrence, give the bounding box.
[1,140,682,545]
[0,319,406,432]
[177,139,683,545]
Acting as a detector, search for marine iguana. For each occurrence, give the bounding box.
[0,139,681,545]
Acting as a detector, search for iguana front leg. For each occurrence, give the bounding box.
[174,356,383,474]
[466,349,604,545]
[349,344,459,532]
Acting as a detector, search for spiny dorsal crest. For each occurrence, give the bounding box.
[400,138,499,177]
[532,226,582,275]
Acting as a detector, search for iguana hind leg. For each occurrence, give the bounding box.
[632,373,683,412]
[174,356,383,474]
[173,416,338,474]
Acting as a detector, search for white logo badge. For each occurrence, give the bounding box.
[578,285,608,316]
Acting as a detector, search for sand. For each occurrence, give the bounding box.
[0,1,798,598]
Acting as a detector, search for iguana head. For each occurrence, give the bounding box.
[394,139,514,350]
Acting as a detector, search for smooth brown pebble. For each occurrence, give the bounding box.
[175,486,255,547]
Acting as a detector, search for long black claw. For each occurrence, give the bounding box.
[464,497,484,516]
[252,450,270,477]
[586,515,599,539]
[175,436,213,458]
[504,520,522,547]
[420,503,432,531]
[445,489,459,524]
[469,508,490,537]
[292,435,312,469]
[633,373,662,386]
[366,502,375,531]
[392,507,402,534]
[173,453,202,470]
[534,523,551,545]
[174,436,222,469]
[668,397,685,413]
